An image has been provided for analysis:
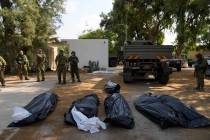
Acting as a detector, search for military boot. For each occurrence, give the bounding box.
[1,81,5,87]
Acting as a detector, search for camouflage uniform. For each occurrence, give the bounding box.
[69,52,80,82]
[194,57,207,91]
[16,52,29,80]
[36,50,46,82]
[55,51,68,84]
[0,56,6,86]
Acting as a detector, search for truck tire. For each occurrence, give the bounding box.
[158,73,169,84]
[123,70,133,83]
[176,66,181,72]
[157,64,170,84]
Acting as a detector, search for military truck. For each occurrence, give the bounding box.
[123,40,173,84]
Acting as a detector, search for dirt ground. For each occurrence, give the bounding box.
[0,69,210,140]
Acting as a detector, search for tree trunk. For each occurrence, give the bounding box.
[175,5,187,59]
[176,34,185,58]
[176,46,183,58]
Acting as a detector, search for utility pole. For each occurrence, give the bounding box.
[125,16,128,45]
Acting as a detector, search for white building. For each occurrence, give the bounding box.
[47,45,58,71]
[62,39,109,69]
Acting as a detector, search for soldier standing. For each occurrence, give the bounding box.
[36,49,46,82]
[0,55,6,86]
[16,50,30,80]
[55,50,68,84]
[194,53,207,91]
[69,51,81,82]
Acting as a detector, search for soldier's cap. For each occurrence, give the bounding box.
[71,51,76,54]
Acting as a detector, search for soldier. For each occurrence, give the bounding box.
[69,51,81,82]
[55,50,68,84]
[0,55,6,86]
[194,53,207,91]
[36,49,46,82]
[16,50,30,80]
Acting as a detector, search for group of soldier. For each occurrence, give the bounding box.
[0,49,81,87]
[55,50,81,84]
[0,50,208,91]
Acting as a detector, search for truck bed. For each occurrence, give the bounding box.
[124,45,173,60]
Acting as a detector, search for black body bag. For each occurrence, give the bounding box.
[104,93,135,129]
[134,93,210,129]
[8,92,58,127]
[64,94,100,126]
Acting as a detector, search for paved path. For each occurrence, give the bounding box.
[0,74,57,134]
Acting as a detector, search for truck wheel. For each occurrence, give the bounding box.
[123,70,133,83]
[157,65,170,84]
[177,66,181,72]
[158,74,169,84]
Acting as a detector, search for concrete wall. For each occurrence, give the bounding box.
[62,39,109,68]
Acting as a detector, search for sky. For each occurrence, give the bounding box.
[56,0,175,45]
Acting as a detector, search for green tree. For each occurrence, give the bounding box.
[33,0,65,49]
[100,0,173,47]
[166,0,209,57]
[0,0,65,72]
[101,0,209,58]
[197,25,210,50]
[0,0,17,72]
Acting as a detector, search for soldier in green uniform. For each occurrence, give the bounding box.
[16,50,30,80]
[69,51,81,82]
[36,49,46,82]
[55,50,68,84]
[194,53,207,91]
[0,55,6,86]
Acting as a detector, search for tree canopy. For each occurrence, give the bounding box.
[0,0,65,72]
[99,0,210,57]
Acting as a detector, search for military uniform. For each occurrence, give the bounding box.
[194,58,207,91]
[69,54,80,82]
[16,53,29,80]
[36,51,46,82]
[0,56,6,86]
[55,52,68,84]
